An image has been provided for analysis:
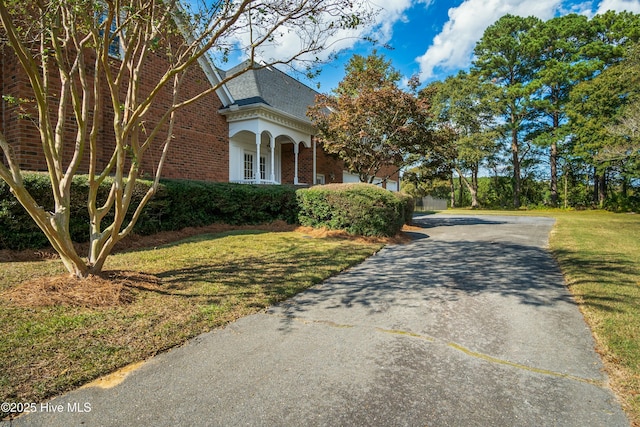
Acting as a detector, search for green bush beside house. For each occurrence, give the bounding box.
[0,176,411,250]
[0,174,299,250]
[297,183,413,237]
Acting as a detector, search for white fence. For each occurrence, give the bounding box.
[415,196,448,211]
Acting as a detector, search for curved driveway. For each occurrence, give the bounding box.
[9,214,629,426]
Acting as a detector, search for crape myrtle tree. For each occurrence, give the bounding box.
[307,52,435,184]
[0,0,374,278]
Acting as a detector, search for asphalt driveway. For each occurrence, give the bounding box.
[7,214,629,426]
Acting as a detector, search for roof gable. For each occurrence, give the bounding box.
[222,61,319,122]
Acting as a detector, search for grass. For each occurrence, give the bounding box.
[2,211,638,423]
[0,228,383,417]
[550,211,640,425]
[447,208,640,425]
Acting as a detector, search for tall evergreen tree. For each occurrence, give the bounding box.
[473,14,541,208]
[529,14,592,206]
[566,12,640,205]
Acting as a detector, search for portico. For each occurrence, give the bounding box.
[222,104,315,185]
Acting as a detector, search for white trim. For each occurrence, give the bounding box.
[196,55,234,106]
[221,104,315,146]
[171,5,234,106]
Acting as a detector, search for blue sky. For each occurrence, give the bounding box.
[297,0,640,92]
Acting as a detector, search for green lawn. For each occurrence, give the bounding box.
[2,211,639,424]
[448,208,640,425]
[550,211,640,425]
[0,229,382,417]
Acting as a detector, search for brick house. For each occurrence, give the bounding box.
[220,61,399,190]
[0,46,400,190]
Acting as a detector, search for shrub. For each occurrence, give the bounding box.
[0,174,299,250]
[604,193,640,213]
[297,183,411,237]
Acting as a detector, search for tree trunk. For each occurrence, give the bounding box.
[458,174,463,207]
[563,172,568,209]
[1,174,90,278]
[599,172,607,207]
[593,167,599,206]
[455,166,479,209]
[511,124,521,209]
[471,167,479,209]
[550,139,558,206]
[549,108,559,207]
[449,172,456,208]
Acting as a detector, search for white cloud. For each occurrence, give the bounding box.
[416,0,563,80]
[368,0,416,44]
[416,0,640,81]
[217,0,423,70]
[596,0,640,13]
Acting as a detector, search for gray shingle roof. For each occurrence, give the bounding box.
[222,61,319,122]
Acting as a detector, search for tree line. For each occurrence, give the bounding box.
[407,11,640,210]
[310,11,640,211]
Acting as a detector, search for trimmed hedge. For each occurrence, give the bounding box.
[1,176,410,250]
[0,174,299,250]
[296,183,413,237]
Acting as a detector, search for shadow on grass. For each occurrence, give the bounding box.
[552,248,640,313]
[120,235,375,308]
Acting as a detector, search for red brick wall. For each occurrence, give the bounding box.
[1,42,228,182]
[280,139,345,185]
[281,144,295,184]
[312,142,344,184]
[279,138,398,187]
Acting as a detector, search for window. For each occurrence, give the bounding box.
[97,8,123,59]
[260,156,266,180]
[244,153,254,180]
[243,153,266,181]
[315,174,325,185]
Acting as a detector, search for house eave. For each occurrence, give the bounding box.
[219,103,316,136]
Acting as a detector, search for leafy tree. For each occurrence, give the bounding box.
[427,71,498,208]
[473,14,541,208]
[603,44,640,193]
[307,52,435,183]
[567,26,640,206]
[0,0,372,278]
[529,14,593,206]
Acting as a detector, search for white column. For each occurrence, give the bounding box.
[269,135,275,183]
[293,142,299,185]
[312,137,317,185]
[255,132,261,183]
